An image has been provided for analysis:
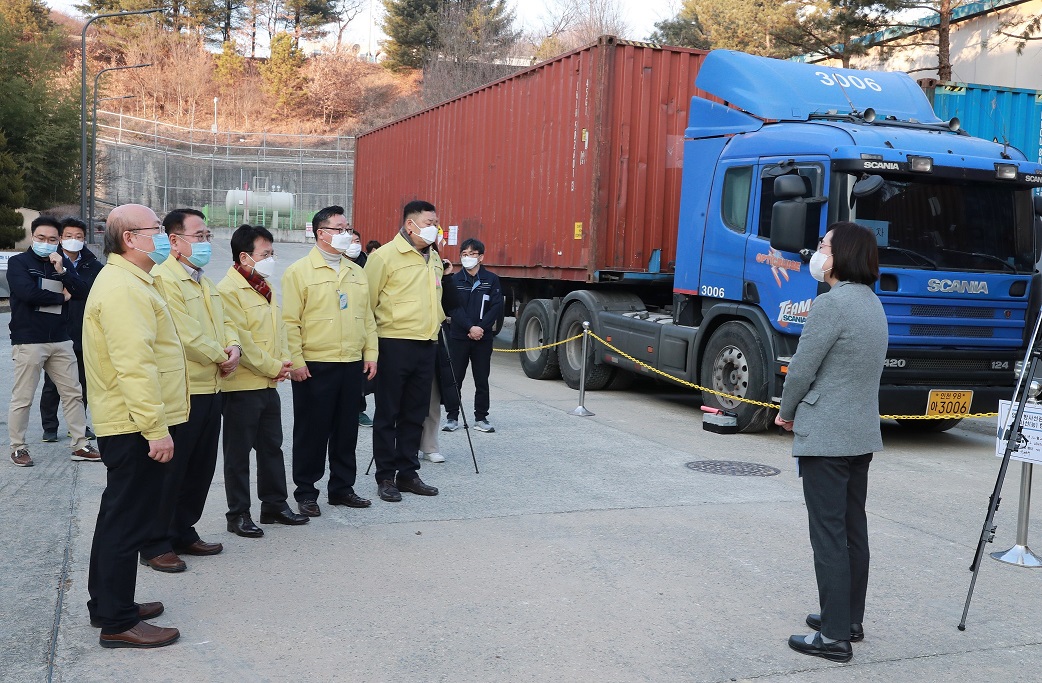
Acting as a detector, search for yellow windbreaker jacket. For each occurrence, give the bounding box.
[364,233,445,341]
[82,253,190,439]
[216,266,290,392]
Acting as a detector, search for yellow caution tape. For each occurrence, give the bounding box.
[496,328,1000,420]
[494,333,584,354]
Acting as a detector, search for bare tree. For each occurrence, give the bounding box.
[531,0,629,59]
[331,0,365,50]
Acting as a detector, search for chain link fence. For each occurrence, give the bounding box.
[94,111,355,232]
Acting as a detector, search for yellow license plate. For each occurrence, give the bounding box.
[926,390,973,417]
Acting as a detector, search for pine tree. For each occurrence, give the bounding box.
[260,31,306,111]
[649,4,710,48]
[381,0,515,72]
[0,131,26,248]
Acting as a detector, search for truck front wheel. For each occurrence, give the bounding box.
[559,303,615,391]
[517,299,561,380]
[700,321,773,433]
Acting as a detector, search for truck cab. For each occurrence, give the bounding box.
[671,51,1042,431]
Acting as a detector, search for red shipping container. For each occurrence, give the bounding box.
[354,37,709,283]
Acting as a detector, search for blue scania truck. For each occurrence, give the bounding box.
[355,43,1042,433]
[537,50,1042,432]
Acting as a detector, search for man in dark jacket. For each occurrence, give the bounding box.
[39,218,104,441]
[442,237,503,434]
[7,215,100,467]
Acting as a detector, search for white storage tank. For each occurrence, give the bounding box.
[225,189,294,213]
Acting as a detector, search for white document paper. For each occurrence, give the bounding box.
[448,226,459,246]
[38,278,63,315]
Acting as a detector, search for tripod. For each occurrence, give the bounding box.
[364,330,480,476]
[959,308,1042,630]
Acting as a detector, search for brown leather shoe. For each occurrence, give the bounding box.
[91,601,164,628]
[71,444,102,462]
[395,475,439,496]
[297,499,321,517]
[99,621,180,649]
[175,539,223,556]
[139,551,187,573]
[10,448,33,467]
[328,488,372,508]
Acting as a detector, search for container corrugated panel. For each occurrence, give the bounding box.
[930,82,1042,166]
[354,37,708,282]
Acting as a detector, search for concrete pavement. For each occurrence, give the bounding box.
[2,241,1041,681]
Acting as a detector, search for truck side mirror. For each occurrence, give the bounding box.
[1033,195,1042,217]
[770,201,807,253]
[1034,217,1042,264]
[770,175,814,254]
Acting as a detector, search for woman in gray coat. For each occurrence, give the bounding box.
[775,222,888,663]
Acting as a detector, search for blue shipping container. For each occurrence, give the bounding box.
[929,82,1042,166]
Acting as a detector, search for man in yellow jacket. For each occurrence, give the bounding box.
[83,203,188,649]
[218,224,309,536]
[138,209,240,574]
[283,205,378,516]
[365,200,445,503]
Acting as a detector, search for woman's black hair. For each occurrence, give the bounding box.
[828,221,879,285]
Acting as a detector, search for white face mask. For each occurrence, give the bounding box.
[411,220,439,245]
[249,255,276,279]
[345,242,362,259]
[62,238,84,253]
[329,232,353,251]
[809,250,832,283]
[461,255,479,270]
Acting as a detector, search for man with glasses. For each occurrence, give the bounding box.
[137,209,240,573]
[83,204,188,648]
[442,237,503,434]
[7,215,100,467]
[283,205,378,517]
[39,217,104,443]
[218,224,308,538]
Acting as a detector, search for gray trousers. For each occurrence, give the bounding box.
[800,453,872,641]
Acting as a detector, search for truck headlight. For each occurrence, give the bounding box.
[995,163,1018,180]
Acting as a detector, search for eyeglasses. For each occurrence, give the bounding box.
[252,250,276,259]
[460,251,481,257]
[818,238,832,251]
[128,227,162,234]
[320,227,352,235]
[33,236,59,244]
[177,232,213,243]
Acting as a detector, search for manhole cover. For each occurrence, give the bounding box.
[685,460,781,477]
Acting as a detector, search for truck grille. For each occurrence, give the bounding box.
[898,358,998,372]
[909,325,994,338]
[909,305,995,319]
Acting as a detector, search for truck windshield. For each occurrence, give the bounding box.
[830,172,1036,273]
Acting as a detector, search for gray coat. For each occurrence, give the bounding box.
[779,281,888,457]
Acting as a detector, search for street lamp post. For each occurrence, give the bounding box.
[90,64,150,239]
[80,8,162,226]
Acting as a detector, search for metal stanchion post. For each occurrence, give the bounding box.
[991,461,1042,567]
[569,321,595,417]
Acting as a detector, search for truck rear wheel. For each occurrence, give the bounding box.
[517,299,561,380]
[559,303,615,390]
[895,417,962,432]
[700,321,773,433]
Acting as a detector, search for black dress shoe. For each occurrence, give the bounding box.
[227,512,264,538]
[806,613,864,642]
[787,632,852,662]
[378,480,402,502]
[261,507,310,525]
[328,489,372,508]
[395,476,438,496]
[297,499,321,517]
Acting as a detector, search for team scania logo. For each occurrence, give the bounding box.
[927,279,989,294]
[864,161,900,170]
[1025,174,1042,183]
[778,298,813,327]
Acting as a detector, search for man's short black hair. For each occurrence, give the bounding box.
[460,238,485,255]
[829,221,879,286]
[31,215,62,234]
[365,240,381,254]
[60,217,87,235]
[402,200,436,224]
[312,205,345,232]
[231,224,274,264]
[163,208,206,234]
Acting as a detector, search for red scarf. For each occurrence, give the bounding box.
[234,264,272,302]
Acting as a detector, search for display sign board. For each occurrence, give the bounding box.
[995,400,1042,466]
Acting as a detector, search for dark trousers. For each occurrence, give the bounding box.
[87,431,170,634]
[40,344,87,433]
[141,393,222,559]
[223,388,291,518]
[373,338,436,483]
[444,337,494,421]
[800,453,873,641]
[291,360,364,501]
